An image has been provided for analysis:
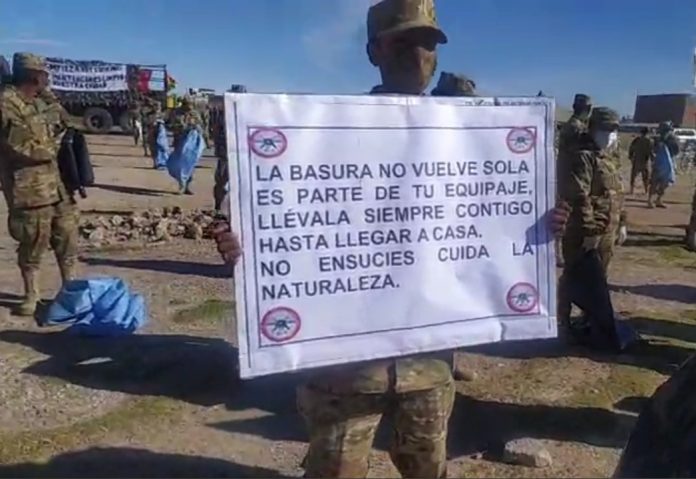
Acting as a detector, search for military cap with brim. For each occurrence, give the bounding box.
[367,0,447,44]
[573,93,592,105]
[590,107,620,129]
[12,52,49,74]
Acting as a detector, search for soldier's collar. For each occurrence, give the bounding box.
[369,85,426,96]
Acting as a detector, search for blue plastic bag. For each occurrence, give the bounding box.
[653,142,676,185]
[154,121,169,170]
[43,277,147,336]
[167,128,205,186]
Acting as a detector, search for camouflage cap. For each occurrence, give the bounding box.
[431,72,476,96]
[367,0,447,44]
[573,93,592,105]
[589,106,620,129]
[12,52,48,74]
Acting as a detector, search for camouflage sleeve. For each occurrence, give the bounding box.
[565,150,602,237]
[0,97,53,166]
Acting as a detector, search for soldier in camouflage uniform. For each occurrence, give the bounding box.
[555,94,592,269]
[212,118,229,213]
[557,107,624,338]
[0,53,79,316]
[430,72,476,96]
[628,127,653,195]
[293,3,455,476]
[558,94,592,159]
[211,1,571,475]
[140,97,162,158]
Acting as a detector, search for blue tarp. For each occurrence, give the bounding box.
[653,142,676,185]
[154,121,169,170]
[167,128,205,186]
[43,277,147,336]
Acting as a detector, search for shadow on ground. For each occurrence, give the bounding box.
[0,447,285,478]
[612,283,696,304]
[469,334,692,376]
[93,183,171,197]
[0,330,306,414]
[447,395,635,456]
[80,257,230,278]
[0,291,22,311]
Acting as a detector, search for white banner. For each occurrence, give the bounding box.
[46,58,128,92]
[226,93,557,379]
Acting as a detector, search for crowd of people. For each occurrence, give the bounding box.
[1,0,696,476]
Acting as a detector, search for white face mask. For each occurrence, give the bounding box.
[592,131,618,150]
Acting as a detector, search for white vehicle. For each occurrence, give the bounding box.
[674,128,696,147]
[674,128,696,173]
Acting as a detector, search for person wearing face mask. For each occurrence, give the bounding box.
[0,53,79,317]
[557,107,625,342]
[212,1,571,476]
[648,121,679,209]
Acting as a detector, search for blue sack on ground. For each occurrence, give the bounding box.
[154,121,169,170]
[42,277,147,336]
[167,128,204,185]
[653,143,676,185]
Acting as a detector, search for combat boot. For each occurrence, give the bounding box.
[15,269,39,317]
[656,196,666,208]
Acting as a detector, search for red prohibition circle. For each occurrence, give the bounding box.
[506,128,536,154]
[261,306,301,343]
[249,128,288,158]
[506,282,539,313]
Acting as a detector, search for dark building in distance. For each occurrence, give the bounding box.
[634,94,696,127]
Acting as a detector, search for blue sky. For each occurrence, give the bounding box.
[2,0,695,115]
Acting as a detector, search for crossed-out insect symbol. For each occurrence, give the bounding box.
[261,307,301,342]
[507,283,538,313]
[250,128,287,158]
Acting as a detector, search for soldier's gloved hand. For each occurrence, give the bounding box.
[582,236,601,251]
[212,221,242,269]
[617,226,628,246]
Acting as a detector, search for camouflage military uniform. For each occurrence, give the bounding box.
[557,107,623,331]
[614,352,696,477]
[298,2,453,478]
[628,132,653,194]
[142,99,164,158]
[0,53,78,316]
[430,72,476,96]
[213,119,228,212]
[687,189,696,250]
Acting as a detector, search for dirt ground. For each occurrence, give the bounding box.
[0,134,695,478]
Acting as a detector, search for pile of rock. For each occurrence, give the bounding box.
[79,207,218,247]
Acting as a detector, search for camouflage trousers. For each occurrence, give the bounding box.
[213,155,229,211]
[8,199,79,272]
[557,232,615,324]
[297,380,455,478]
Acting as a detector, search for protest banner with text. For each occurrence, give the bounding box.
[225,94,556,379]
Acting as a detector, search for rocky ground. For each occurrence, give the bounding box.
[0,134,695,477]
